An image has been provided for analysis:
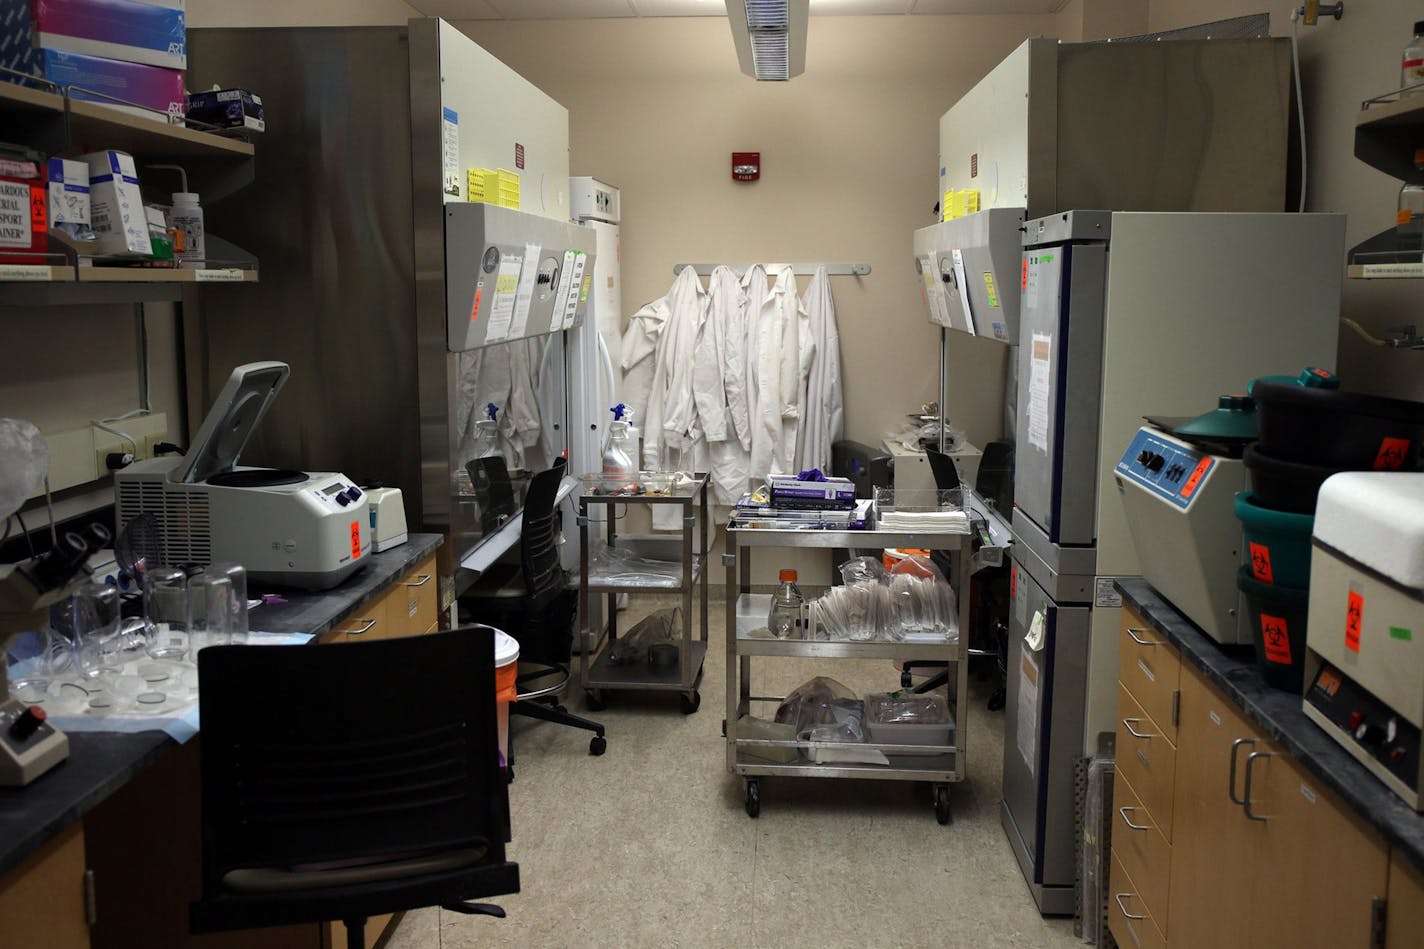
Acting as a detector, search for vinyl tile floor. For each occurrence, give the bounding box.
[386,595,1078,948]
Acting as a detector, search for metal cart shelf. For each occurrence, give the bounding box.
[578,474,711,713]
[724,525,971,823]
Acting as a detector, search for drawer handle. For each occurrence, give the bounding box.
[1228,738,1256,805]
[345,618,378,636]
[1243,750,1274,821]
[1114,892,1147,921]
[1122,718,1155,740]
[1125,626,1159,646]
[404,573,433,588]
[1119,806,1151,831]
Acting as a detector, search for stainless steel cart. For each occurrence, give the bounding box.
[724,526,971,823]
[578,474,710,713]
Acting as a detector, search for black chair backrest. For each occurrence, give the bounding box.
[975,439,1015,514]
[925,448,962,493]
[468,455,518,535]
[196,630,506,889]
[520,460,566,599]
[831,439,893,499]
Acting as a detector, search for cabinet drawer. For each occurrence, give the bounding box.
[1112,770,1171,930]
[1119,607,1180,745]
[1109,852,1166,949]
[392,555,438,636]
[1116,682,1176,839]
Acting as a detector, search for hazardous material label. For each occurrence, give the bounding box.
[1249,542,1274,583]
[1346,588,1364,653]
[1260,613,1292,665]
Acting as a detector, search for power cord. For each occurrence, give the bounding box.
[1290,7,1308,213]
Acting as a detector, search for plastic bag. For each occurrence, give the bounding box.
[587,544,684,587]
[838,555,886,586]
[886,555,959,642]
[0,419,49,521]
[809,581,889,642]
[865,690,949,726]
[607,606,680,666]
[774,676,864,743]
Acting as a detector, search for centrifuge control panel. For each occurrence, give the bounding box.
[1115,427,1216,510]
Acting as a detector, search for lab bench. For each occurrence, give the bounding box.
[723,525,971,823]
[0,534,442,949]
[1108,578,1424,949]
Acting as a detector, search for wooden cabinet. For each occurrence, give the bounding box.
[1168,667,1389,947]
[1387,853,1424,948]
[322,553,440,644]
[0,824,90,948]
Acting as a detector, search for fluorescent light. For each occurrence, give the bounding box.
[725,0,808,80]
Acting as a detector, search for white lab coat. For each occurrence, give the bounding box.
[795,266,844,474]
[754,266,811,477]
[742,265,773,479]
[698,265,750,505]
[620,296,671,434]
[453,338,545,472]
[642,266,706,472]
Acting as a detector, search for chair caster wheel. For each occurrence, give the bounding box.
[589,735,607,756]
[934,784,952,825]
[745,779,760,818]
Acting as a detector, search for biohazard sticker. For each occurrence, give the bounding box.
[1261,613,1292,665]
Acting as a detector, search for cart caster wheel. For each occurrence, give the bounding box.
[589,735,607,756]
[934,784,952,825]
[585,691,607,712]
[680,691,701,714]
[987,688,1006,712]
[745,780,761,818]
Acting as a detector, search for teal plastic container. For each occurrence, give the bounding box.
[1236,567,1310,693]
[1233,492,1314,588]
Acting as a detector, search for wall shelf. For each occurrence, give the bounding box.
[1356,91,1424,184]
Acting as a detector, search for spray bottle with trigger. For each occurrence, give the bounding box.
[603,404,637,480]
[474,403,503,459]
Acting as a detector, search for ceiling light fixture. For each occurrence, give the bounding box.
[725,0,808,81]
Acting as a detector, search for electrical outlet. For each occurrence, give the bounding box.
[92,413,168,472]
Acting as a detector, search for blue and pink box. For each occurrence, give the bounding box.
[1,0,185,119]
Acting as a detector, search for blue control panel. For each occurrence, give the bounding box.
[1115,427,1215,510]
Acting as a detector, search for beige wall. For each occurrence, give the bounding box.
[1143,1,1422,403]
[185,0,419,28]
[456,15,1061,453]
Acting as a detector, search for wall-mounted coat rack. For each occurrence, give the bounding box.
[672,262,871,277]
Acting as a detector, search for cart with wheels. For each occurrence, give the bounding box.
[724,525,970,824]
[578,473,710,712]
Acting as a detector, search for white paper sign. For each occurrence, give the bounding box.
[194,268,245,282]
[562,252,588,329]
[1027,332,1052,452]
[1026,609,1047,652]
[951,248,975,335]
[0,181,33,248]
[549,249,577,333]
[919,255,950,327]
[1094,577,1123,609]
[1017,649,1040,776]
[509,243,540,338]
[485,254,522,343]
[0,264,52,281]
[441,107,460,199]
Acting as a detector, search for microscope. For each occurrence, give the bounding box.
[0,523,110,785]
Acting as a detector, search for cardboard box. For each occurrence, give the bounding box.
[27,0,185,69]
[46,156,89,228]
[185,87,264,132]
[83,150,148,256]
[38,48,182,118]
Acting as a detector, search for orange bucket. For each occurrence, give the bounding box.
[493,629,520,765]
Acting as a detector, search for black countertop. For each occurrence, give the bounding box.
[1116,578,1424,874]
[0,534,442,880]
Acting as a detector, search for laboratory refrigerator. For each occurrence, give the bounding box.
[183,20,601,612]
[1000,211,1346,915]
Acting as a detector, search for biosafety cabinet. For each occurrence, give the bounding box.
[183,20,598,610]
[938,36,1293,219]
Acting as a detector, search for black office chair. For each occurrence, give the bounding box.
[190,630,519,949]
[830,439,894,578]
[901,445,1012,710]
[461,461,608,763]
[468,454,519,535]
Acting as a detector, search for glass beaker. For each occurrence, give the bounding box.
[206,563,248,645]
[189,564,249,653]
[71,582,123,679]
[6,627,73,704]
[143,566,190,660]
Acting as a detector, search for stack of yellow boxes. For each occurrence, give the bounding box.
[941,188,981,222]
[466,168,521,210]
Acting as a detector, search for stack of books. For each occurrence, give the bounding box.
[729,495,872,530]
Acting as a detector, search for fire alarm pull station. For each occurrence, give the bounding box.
[732,152,760,182]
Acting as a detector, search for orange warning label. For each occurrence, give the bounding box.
[1260,613,1292,665]
[1249,542,1275,584]
[1374,437,1410,471]
[350,521,362,561]
[1346,589,1364,653]
[470,288,483,321]
[1179,457,1213,498]
[1011,566,1018,598]
[1021,259,1029,289]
